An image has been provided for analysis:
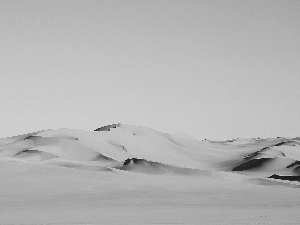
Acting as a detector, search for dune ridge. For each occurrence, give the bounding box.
[0,123,299,184]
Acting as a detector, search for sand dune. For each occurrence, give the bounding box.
[0,123,299,179]
[1,124,300,224]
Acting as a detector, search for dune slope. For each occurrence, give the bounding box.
[1,124,299,178]
[0,124,300,224]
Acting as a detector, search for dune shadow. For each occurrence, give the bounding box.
[114,158,210,176]
[269,174,300,182]
[232,158,272,171]
[94,123,121,131]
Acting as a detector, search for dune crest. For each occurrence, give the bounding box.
[0,123,299,184]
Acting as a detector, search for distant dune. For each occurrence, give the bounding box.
[1,123,299,182]
[1,124,300,224]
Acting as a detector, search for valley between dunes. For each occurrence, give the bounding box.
[0,124,299,224]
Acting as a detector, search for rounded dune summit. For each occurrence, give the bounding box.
[0,123,299,183]
[0,123,300,225]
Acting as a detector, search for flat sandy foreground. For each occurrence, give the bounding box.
[0,124,299,224]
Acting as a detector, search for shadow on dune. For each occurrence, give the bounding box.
[15,150,58,161]
[250,178,300,188]
[269,174,300,182]
[0,132,38,146]
[274,141,300,146]
[94,123,121,131]
[114,158,210,176]
[93,153,116,162]
[286,161,300,174]
[232,158,272,171]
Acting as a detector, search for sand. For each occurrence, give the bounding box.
[0,124,299,224]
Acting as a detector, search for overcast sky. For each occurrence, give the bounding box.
[0,0,299,140]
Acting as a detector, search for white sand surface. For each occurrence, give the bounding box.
[0,124,299,224]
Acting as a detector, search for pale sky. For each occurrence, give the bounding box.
[0,0,299,140]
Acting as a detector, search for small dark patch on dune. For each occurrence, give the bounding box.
[93,153,116,162]
[123,158,143,165]
[115,158,210,176]
[286,161,300,174]
[274,141,299,147]
[23,135,35,140]
[242,146,285,161]
[15,150,57,160]
[94,123,121,131]
[242,150,261,160]
[274,142,286,146]
[242,147,273,160]
[286,161,300,169]
[108,141,128,152]
[0,132,38,146]
[269,174,300,182]
[17,150,37,154]
[232,158,272,171]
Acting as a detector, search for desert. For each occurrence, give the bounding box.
[0,124,299,224]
